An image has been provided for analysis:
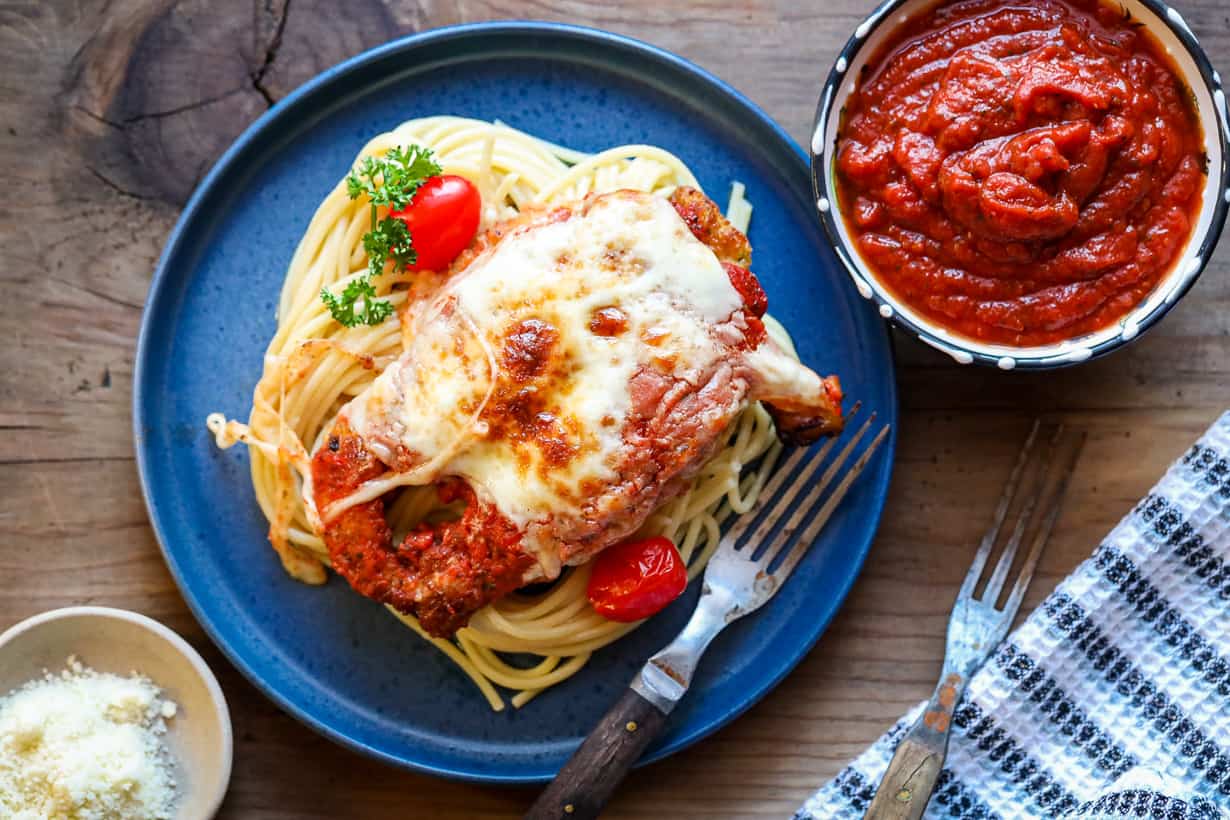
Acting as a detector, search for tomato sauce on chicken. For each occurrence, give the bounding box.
[835,0,1205,346]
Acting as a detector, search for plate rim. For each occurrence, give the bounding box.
[133,20,899,784]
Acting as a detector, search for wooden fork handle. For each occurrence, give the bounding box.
[525,687,669,820]
[864,672,963,820]
[863,735,946,820]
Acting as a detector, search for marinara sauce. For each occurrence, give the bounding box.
[835,0,1205,346]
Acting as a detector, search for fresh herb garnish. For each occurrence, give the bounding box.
[321,145,442,327]
[319,277,394,328]
[362,216,417,278]
[347,146,441,212]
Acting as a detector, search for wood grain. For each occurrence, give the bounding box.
[1,1,1228,818]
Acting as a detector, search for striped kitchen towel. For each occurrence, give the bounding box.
[798,412,1230,820]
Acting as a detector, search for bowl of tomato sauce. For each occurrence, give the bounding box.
[812,0,1229,368]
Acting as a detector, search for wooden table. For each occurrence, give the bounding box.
[2,1,1227,817]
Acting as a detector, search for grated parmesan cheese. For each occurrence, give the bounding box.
[0,656,179,820]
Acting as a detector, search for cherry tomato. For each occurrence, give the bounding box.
[587,536,688,622]
[390,175,481,272]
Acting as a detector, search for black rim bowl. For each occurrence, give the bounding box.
[810,0,1230,370]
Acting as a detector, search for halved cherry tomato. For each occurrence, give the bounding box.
[587,536,688,622]
[390,175,481,272]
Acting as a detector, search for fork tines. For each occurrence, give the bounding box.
[961,420,1087,618]
[721,406,891,581]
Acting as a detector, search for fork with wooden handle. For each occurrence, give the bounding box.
[525,412,891,820]
[862,421,1085,820]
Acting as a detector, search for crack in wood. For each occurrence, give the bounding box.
[67,279,146,311]
[250,0,292,106]
[71,103,124,130]
[85,165,155,201]
[119,88,248,123]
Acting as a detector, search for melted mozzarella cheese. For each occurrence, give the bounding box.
[345,191,744,570]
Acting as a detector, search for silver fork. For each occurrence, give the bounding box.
[863,421,1086,820]
[526,412,891,820]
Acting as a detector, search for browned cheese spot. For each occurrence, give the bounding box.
[588,306,629,337]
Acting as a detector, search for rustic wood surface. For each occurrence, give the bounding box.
[1,1,1227,817]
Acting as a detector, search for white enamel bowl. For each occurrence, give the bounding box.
[811,0,1230,369]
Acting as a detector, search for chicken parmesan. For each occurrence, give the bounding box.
[207,117,843,708]
[310,187,842,636]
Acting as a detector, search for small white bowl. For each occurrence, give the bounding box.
[811,0,1230,369]
[0,607,233,820]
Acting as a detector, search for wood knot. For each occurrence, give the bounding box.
[60,0,398,206]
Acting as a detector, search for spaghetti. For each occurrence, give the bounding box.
[207,116,795,709]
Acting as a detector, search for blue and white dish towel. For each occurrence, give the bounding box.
[799,412,1230,820]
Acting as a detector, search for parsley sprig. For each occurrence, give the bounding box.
[320,145,442,327]
[320,277,393,327]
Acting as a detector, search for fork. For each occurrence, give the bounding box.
[525,412,892,820]
[862,421,1086,820]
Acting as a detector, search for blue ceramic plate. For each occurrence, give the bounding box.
[134,22,897,783]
